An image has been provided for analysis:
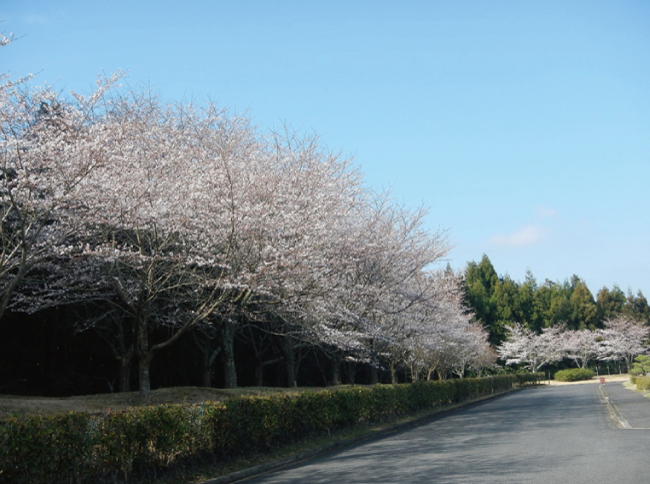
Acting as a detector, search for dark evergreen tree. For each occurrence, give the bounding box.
[568,279,598,330]
[623,289,650,324]
[516,270,544,332]
[596,285,627,321]
[464,255,500,344]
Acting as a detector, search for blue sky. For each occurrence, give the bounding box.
[2,1,649,297]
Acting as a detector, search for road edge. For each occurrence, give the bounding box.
[198,387,532,484]
[596,384,631,429]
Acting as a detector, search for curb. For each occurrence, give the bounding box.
[597,384,631,429]
[198,387,529,484]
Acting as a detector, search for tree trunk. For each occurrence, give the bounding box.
[389,362,398,384]
[346,361,356,384]
[202,346,221,387]
[255,357,284,386]
[255,364,264,387]
[93,315,135,393]
[369,365,379,385]
[201,365,211,388]
[409,364,419,382]
[281,337,297,388]
[192,327,221,388]
[138,352,153,397]
[314,351,329,386]
[625,356,632,374]
[118,355,132,393]
[137,315,152,397]
[221,318,237,388]
[330,351,343,386]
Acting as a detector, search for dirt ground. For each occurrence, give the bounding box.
[546,373,629,386]
[0,386,304,419]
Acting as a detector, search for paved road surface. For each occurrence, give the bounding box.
[240,383,649,484]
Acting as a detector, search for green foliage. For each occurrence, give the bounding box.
[630,355,650,376]
[624,290,650,324]
[0,405,211,484]
[0,412,97,484]
[569,281,598,330]
[463,257,650,342]
[464,255,501,344]
[634,376,650,391]
[553,368,596,382]
[597,286,627,320]
[515,373,545,385]
[0,377,539,483]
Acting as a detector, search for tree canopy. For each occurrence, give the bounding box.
[2,67,490,396]
[463,255,650,346]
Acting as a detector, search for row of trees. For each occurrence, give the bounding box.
[2,46,495,396]
[498,317,649,373]
[3,36,646,397]
[464,255,650,344]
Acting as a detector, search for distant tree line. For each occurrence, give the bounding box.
[497,318,648,374]
[463,255,650,347]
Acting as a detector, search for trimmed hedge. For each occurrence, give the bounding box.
[0,375,541,483]
[553,369,596,382]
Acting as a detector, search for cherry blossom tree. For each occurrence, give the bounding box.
[11,92,375,393]
[468,340,498,377]
[451,322,495,378]
[376,269,478,382]
[195,127,370,387]
[497,323,565,372]
[302,192,451,384]
[5,66,482,394]
[73,96,273,395]
[416,302,486,379]
[563,328,599,369]
[8,92,261,395]
[1,71,121,322]
[597,317,649,372]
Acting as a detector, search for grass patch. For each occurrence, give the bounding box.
[623,380,650,398]
[0,386,313,419]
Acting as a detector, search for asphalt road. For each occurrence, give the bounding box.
[239,383,650,484]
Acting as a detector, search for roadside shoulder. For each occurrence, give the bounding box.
[197,389,526,484]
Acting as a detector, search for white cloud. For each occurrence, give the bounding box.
[488,225,546,248]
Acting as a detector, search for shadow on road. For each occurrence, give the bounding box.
[239,385,649,484]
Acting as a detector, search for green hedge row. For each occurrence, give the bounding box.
[553,368,596,382]
[0,375,541,483]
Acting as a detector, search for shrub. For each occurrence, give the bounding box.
[0,376,526,483]
[0,413,98,484]
[553,368,596,382]
[515,373,545,385]
[634,376,650,392]
[630,355,650,376]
